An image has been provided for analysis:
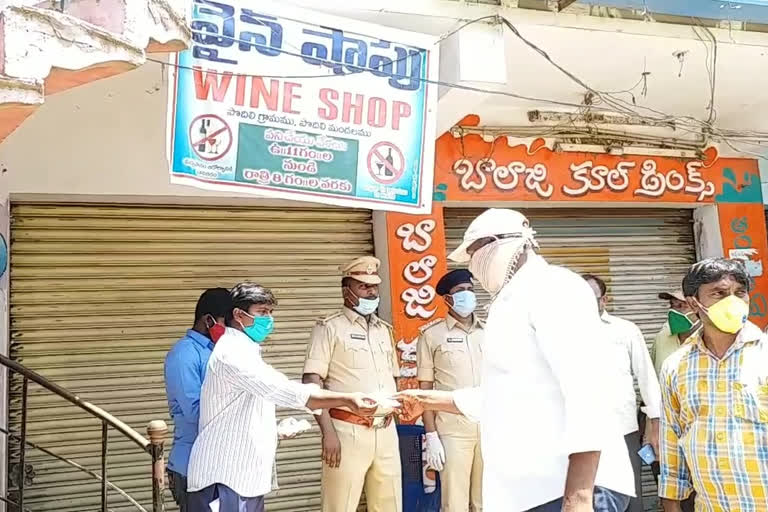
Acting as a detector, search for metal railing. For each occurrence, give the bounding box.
[1,353,167,512]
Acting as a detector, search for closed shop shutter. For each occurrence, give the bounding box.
[445,207,696,511]
[8,203,373,512]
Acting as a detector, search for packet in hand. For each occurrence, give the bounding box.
[370,393,401,417]
[277,417,313,438]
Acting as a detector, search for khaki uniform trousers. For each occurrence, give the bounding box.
[439,414,483,512]
[321,418,402,512]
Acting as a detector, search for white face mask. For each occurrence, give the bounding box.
[469,238,528,295]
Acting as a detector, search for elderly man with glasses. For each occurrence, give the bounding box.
[395,209,634,512]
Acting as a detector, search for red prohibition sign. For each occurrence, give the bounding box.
[189,114,233,161]
[367,142,405,185]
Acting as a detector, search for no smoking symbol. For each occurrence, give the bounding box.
[367,142,404,185]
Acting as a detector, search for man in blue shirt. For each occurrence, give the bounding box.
[164,288,232,511]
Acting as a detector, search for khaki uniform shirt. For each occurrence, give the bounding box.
[417,315,484,435]
[304,307,399,397]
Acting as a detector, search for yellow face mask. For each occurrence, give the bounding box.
[704,295,749,334]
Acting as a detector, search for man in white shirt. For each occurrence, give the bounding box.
[394,208,634,512]
[187,282,379,512]
[583,274,662,512]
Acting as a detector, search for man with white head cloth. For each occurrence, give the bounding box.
[394,209,635,512]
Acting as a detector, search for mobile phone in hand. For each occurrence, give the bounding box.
[638,443,656,465]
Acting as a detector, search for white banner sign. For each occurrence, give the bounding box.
[167,0,439,213]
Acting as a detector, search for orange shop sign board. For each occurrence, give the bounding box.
[386,206,448,389]
[432,134,760,205]
[717,203,768,323]
[388,123,768,392]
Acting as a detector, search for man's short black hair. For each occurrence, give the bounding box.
[582,274,607,297]
[194,288,232,322]
[682,258,751,298]
[228,282,278,322]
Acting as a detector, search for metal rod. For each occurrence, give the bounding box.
[0,493,32,512]
[101,421,108,512]
[18,376,28,511]
[0,426,146,512]
[147,421,168,512]
[0,354,149,452]
[150,445,165,512]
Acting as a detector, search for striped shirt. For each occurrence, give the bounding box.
[187,328,312,497]
[659,322,768,510]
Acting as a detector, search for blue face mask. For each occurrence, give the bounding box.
[450,290,477,318]
[241,311,274,344]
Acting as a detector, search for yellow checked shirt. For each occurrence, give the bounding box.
[659,322,768,510]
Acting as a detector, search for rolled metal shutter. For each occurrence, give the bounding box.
[8,203,373,512]
[445,207,696,511]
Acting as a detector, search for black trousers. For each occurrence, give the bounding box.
[624,431,644,512]
[167,469,189,512]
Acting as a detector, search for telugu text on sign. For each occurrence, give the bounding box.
[451,157,716,201]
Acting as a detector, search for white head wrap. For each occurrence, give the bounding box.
[468,225,538,298]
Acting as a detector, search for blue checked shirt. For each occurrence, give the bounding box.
[659,322,768,509]
[164,329,214,476]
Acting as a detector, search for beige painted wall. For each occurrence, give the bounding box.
[0,61,323,207]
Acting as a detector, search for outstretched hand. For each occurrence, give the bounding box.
[393,390,426,422]
[347,393,379,416]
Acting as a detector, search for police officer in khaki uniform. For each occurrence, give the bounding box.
[302,256,402,512]
[417,269,484,512]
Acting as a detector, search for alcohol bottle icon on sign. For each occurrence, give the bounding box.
[189,115,233,161]
[377,148,395,178]
[197,119,209,153]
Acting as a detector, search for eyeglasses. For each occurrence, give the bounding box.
[466,233,523,257]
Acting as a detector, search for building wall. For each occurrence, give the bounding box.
[0,62,322,208]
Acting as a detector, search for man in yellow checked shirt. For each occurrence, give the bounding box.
[659,258,768,511]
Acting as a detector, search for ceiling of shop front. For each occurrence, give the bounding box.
[301,1,768,156]
[578,0,768,25]
[461,19,767,134]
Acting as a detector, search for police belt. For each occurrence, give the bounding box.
[329,408,392,429]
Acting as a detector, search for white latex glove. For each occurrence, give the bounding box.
[424,431,445,471]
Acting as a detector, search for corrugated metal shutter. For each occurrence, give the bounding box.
[445,207,696,511]
[8,203,373,512]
